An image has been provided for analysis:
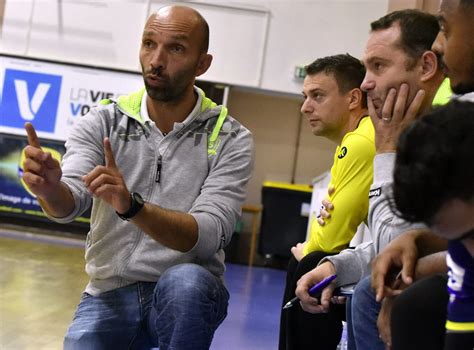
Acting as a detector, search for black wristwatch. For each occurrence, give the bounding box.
[116,192,145,221]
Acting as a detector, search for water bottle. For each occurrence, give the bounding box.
[337,322,348,350]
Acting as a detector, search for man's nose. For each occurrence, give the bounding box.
[431,31,445,57]
[360,75,375,92]
[301,98,312,114]
[150,46,167,70]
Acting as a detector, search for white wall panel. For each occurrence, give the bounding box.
[148,1,270,87]
[1,0,34,55]
[2,0,390,94]
[3,0,147,71]
[260,0,388,94]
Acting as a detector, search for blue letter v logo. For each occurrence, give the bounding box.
[14,79,51,121]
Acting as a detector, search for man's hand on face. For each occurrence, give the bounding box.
[82,138,131,214]
[22,123,62,200]
[368,83,426,153]
[295,262,337,313]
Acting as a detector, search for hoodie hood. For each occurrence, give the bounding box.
[100,87,228,154]
[100,87,225,125]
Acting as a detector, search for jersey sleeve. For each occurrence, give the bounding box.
[304,132,375,254]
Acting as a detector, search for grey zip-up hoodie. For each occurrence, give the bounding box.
[322,91,474,287]
[48,88,254,295]
[322,153,426,287]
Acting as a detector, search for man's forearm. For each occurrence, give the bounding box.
[323,241,375,287]
[415,232,448,257]
[414,251,448,280]
[38,182,75,218]
[132,204,199,252]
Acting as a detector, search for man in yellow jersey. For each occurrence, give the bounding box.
[295,9,446,350]
[279,54,375,349]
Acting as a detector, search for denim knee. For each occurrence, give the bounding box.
[149,264,229,349]
[64,288,143,350]
[352,276,374,308]
[156,263,222,301]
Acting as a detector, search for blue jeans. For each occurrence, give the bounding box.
[351,276,384,350]
[64,264,229,350]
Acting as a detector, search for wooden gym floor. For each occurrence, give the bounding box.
[0,225,286,349]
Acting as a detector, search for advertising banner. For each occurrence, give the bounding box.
[0,54,143,224]
[0,54,143,140]
[0,132,93,224]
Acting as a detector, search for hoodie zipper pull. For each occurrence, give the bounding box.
[155,155,162,183]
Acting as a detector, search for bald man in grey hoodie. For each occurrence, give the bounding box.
[22,6,253,350]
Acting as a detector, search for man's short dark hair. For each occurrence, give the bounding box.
[392,100,474,225]
[460,0,474,11]
[371,9,439,68]
[305,54,367,108]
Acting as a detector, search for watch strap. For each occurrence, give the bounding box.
[116,192,144,221]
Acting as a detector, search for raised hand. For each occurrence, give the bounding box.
[82,138,131,214]
[22,122,62,199]
[368,83,425,153]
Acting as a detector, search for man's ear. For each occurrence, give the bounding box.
[348,88,363,110]
[419,50,438,83]
[196,53,213,77]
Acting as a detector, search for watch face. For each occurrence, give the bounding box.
[132,192,144,206]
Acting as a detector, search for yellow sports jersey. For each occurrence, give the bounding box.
[304,116,375,254]
[432,78,452,106]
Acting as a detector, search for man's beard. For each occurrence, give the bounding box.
[452,80,474,95]
[441,54,474,95]
[142,67,194,102]
[144,79,185,102]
